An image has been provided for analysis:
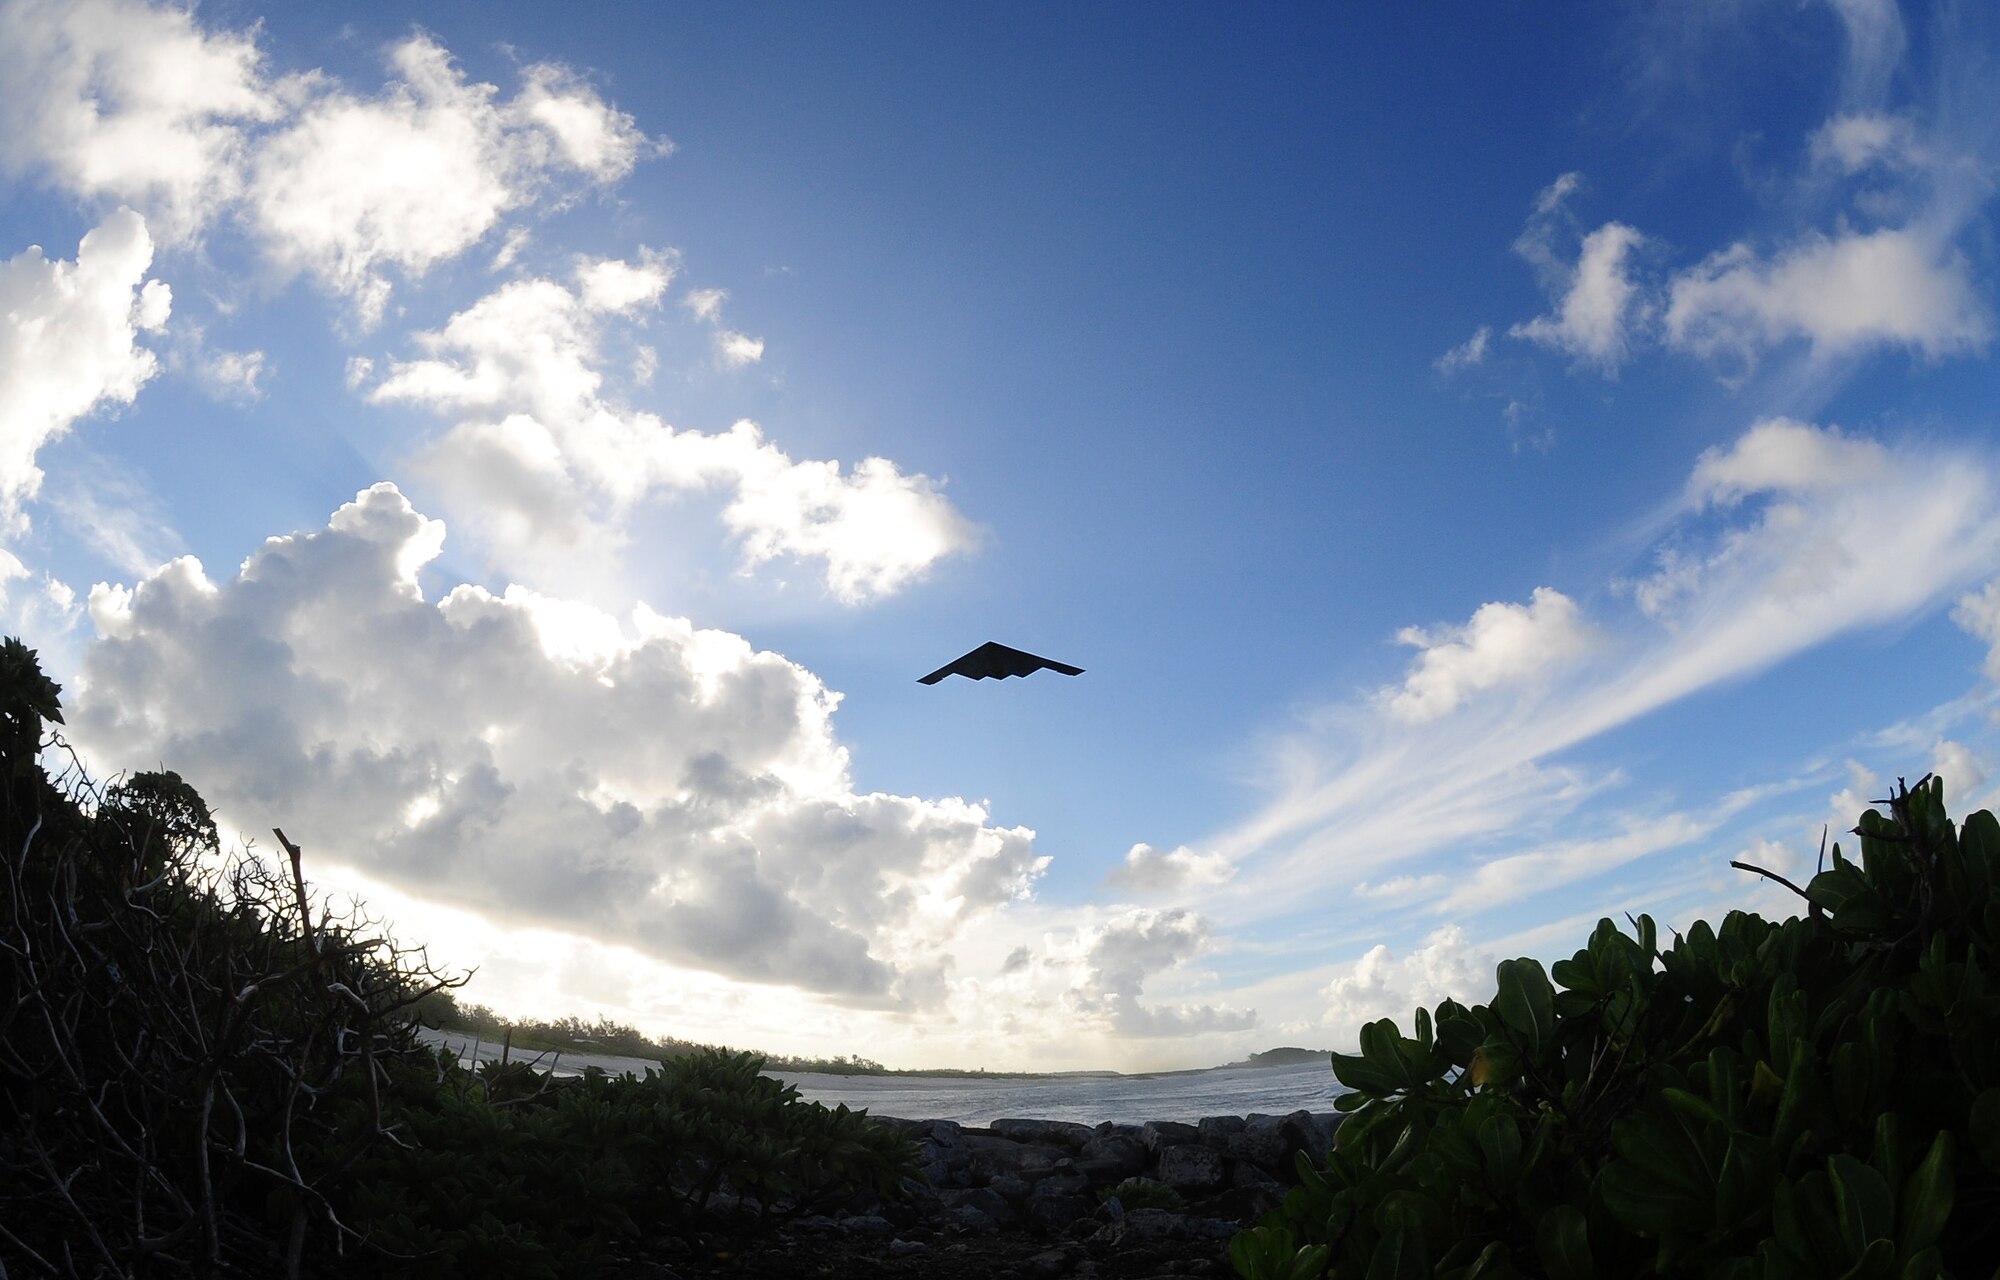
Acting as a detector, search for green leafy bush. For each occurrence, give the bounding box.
[318,1048,914,1275]
[1234,776,2000,1279]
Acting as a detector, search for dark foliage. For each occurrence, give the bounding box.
[0,638,915,1277]
[418,991,890,1074]
[1233,777,2000,1279]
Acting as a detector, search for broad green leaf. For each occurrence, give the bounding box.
[1377,1190,1444,1238]
[1662,1087,1726,1129]
[1477,1113,1521,1184]
[1834,1238,1896,1280]
[1534,1204,1591,1280]
[1897,1246,1943,1280]
[1231,1225,1295,1280]
[1460,1241,1520,1280]
[1438,1014,1485,1065]
[1970,1088,2000,1172]
[1469,1039,1519,1088]
[1331,1043,1404,1097]
[1493,959,1555,1056]
[1286,1245,1331,1280]
[1363,1221,1431,1280]
[1896,1132,1953,1260]
[1829,1154,1895,1262]
[1603,1098,1729,1232]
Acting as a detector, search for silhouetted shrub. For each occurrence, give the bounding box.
[0,637,916,1277]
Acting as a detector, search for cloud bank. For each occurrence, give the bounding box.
[364,262,974,601]
[76,485,1037,1007]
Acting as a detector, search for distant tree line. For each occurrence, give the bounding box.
[0,636,915,1275]
[415,987,889,1074]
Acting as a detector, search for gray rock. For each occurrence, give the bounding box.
[1025,1248,1080,1278]
[1078,1133,1149,1176]
[839,1213,896,1238]
[789,1214,842,1235]
[1075,1157,1138,1184]
[1095,1121,1144,1139]
[987,1174,1032,1201]
[1140,1120,1201,1152]
[941,1187,1019,1226]
[1119,1208,1187,1241]
[1154,1143,1227,1191]
[955,1133,1070,1179]
[1181,1216,1245,1241]
[1197,1115,1247,1148]
[607,1264,682,1280]
[991,1118,1095,1150]
[1300,1112,1344,1157]
[1029,1171,1092,1199]
[1025,1192,1095,1232]
[1224,1128,1291,1172]
[927,1119,964,1145]
[1233,1160,1285,1191]
[1191,1184,1282,1223]
[888,1238,928,1258]
[942,1204,1000,1235]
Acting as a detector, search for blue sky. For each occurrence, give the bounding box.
[3,0,1998,1070]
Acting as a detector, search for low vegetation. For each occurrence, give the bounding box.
[0,638,914,1277]
[416,990,890,1074]
[1234,775,2000,1278]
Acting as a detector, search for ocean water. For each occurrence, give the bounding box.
[772,1059,1346,1126]
[417,1030,1346,1126]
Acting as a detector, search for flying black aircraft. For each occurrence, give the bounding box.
[918,642,1083,685]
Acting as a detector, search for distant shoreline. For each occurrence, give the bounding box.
[416,1027,1329,1081]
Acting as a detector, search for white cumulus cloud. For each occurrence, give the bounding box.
[1953,579,2000,683]
[1389,587,1593,723]
[0,0,280,241]
[249,35,652,325]
[715,330,766,368]
[1320,926,1492,1035]
[1102,843,1235,896]
[1511,222,1647,373]
[1809,112,1922,174]
[365,266,971,601]
[1664,228,1990,364]
[1432,326,1491,376]
[1061,908,1255,1037]
[73,484,1044,1007]
[1687,416,1889,504]
[0,209,170,531]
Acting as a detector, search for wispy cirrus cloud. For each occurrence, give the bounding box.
[1216,419,2000,924]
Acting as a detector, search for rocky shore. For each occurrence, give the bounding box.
[623,1109,1343,1280]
